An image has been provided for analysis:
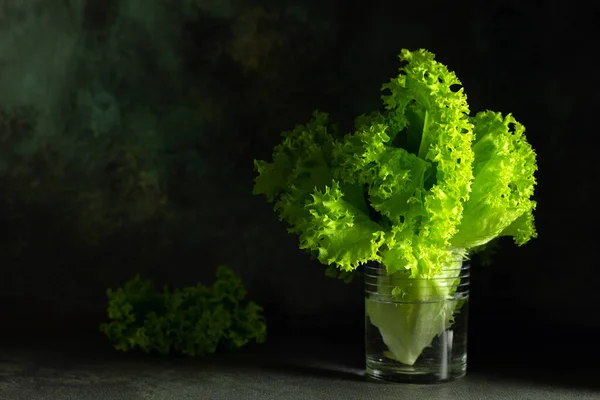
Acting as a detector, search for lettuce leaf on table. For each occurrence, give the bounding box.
[100,266,266,356]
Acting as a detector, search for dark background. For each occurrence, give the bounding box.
[0,0,597,355]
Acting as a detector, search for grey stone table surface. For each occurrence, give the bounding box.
[0,334,597,400]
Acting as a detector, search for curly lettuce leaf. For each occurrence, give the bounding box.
[255,112,386,272]
[450,111,537,248]
[253,110,335,208]
[337,49,476,278]
[334,113,431,227]
[100,266,266,356]
[294,181,386,271]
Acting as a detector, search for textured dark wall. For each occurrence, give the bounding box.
[0,0,597,335]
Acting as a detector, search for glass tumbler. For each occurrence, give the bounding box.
[364,257,470,383]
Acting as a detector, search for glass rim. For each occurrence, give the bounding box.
[365,280,470,288]
[363,264,470,272]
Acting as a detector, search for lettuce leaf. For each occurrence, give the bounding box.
[253,110,335,210]
[328,49,475,278]
[100,266,267,356]
[297,181,386,271]
[450,111,537,248]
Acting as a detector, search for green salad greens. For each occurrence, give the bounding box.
[253,48,537,364]
[100,265,267,356]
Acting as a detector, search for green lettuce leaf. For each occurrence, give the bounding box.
[450,111,537,248]
[253,110,335,212]
[296,181,386,271]
[333,49,476,278]
[100,266,267,356]
[254,111,386,271]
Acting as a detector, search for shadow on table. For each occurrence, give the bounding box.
[259,360,368,382]
[257,322,600,391]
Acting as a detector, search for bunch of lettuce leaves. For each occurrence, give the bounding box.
[100,265,267,356]
[253,49,537,365]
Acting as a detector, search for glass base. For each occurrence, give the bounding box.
[366,357,466,384]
